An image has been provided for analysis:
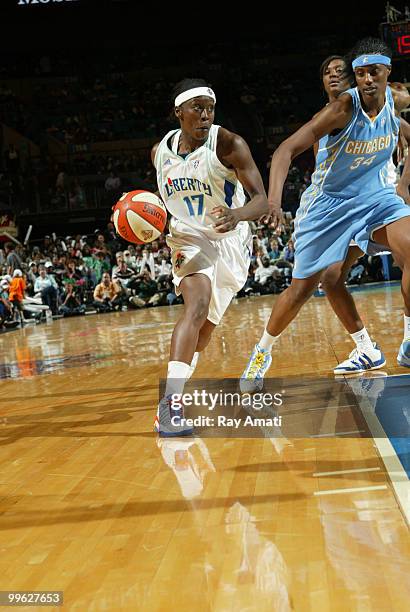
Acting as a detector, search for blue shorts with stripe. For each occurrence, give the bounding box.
[292,186,410,279]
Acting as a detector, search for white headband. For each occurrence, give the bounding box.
[175,87,216,107]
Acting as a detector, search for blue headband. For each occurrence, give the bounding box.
[352,54,391,69]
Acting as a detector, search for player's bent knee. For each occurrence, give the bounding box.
[288,281,317,305]
[186,297,210,325]
[321,269,343,294]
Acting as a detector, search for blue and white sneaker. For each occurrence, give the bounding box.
[334,343,386,375]
[240,344,272,393]
[154,395,194,437]
[397,338,410,367]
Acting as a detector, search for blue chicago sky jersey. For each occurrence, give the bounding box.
[311,86,400,198]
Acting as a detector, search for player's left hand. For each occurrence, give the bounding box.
[212,206,241,232]
[260,202,283,228]
[396,182,410,204]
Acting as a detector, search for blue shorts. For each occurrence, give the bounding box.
[292,186,410,279]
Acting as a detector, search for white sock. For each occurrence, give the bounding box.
[258,329,280,351]
[350,327,375,353]
[404,315,410,340]
[164,361,191,398]
[187,352,199,380]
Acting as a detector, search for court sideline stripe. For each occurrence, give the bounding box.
[313,467,381,477]
[351,384,410,526]
[314,485,387,496]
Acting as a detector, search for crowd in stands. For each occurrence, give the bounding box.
[0,209,395,333]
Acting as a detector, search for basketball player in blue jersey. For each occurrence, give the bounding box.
[241,38,410,391]
[317,55,410,374]
[152,78,269,435]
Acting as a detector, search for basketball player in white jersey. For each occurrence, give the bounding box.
[318,56,410,374]
[152,78,269,436]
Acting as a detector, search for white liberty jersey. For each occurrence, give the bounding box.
[154,124,247,240]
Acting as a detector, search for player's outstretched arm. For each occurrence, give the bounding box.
[267,95,352,224]
[212,130,269,233]
[390,82,410,112]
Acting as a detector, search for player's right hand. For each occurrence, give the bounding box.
[212,206,241,233]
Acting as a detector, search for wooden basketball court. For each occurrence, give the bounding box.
[0,286,409,611]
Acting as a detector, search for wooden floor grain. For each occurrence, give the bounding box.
[0,286,409,611]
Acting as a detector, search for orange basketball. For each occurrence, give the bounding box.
[112,190,167,244]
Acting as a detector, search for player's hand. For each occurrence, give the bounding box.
[397,181,410,204]
[389,81,409,94]
[212,206,241,232]
[259,202,283,228]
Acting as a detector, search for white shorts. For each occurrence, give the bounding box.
[166,218,252,325]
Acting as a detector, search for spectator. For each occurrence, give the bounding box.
[267,238,281,262]
[34,265,59,314]
[111,250,123,271]
[104,171,121,193]
[112,260,138,299]
[123,249,139,272]
[273,226,285,248]
[8,269,26,325]
[251,234,267,257]
[155,254,172,280]
[133,269,159,306]
[5,242,23,275]
[256,229,269,249]
[59,280,86,316]
[93,272,122,312]
[254,257,281,292]
[93,233,107,253]
[283,239,295,264]
[104,222,117,244]
[154,274,176,307]
[81,246,98,286]
[112,257,133,282]
[64,260,82,283]
[26,261,38,295]
[93,251,110,283]
[0,278,15,328]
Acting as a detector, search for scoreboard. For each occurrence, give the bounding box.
[380,21,410,57]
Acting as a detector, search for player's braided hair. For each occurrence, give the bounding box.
[348,37,392,64]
